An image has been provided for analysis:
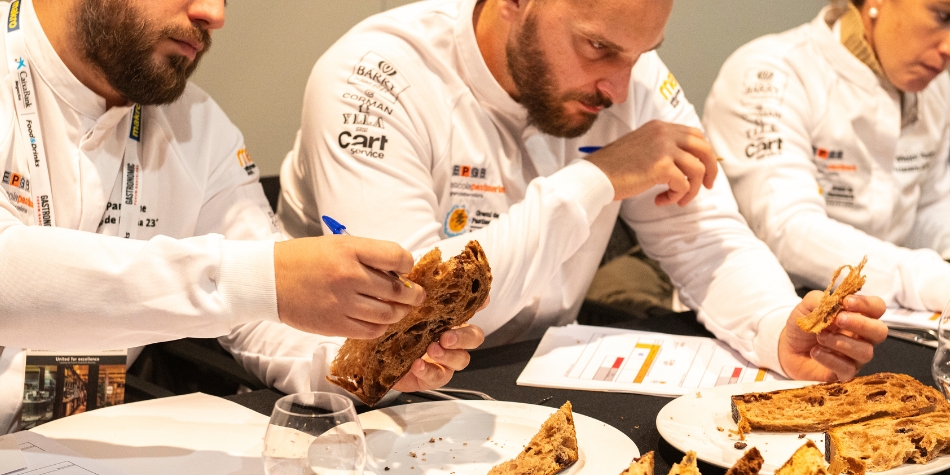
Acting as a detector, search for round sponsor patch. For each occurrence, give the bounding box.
[444,206,469,237]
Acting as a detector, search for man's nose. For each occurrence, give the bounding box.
[595,62,633,105]
[189,0,226,31]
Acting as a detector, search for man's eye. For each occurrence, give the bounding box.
[589,40,605,50]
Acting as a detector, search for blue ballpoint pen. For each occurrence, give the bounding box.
[321,215,413,288]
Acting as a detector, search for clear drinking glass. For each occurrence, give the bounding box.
[263,392,366,475]
[931,299,950,400]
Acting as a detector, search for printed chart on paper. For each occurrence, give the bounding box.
[516,324,782,397]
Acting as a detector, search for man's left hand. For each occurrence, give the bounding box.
[778,292,888,381]
[393,323,486,393]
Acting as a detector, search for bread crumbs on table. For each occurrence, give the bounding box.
[798,434,806,439]
[439,437,443,441]
[734,442,748,450]
[463,443,468,446]
[634,426,640,429]
[716,427,724,432]
[429,438,435,443]
[696,392,702,398]
[409,452,417,458]
[384,468,390,471]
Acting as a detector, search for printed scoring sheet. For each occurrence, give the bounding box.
[517,324,782,397]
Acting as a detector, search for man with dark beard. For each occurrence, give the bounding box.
[280,0,890,384]
[0,0,485,433]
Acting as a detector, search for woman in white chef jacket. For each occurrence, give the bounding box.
[703,0,950,313]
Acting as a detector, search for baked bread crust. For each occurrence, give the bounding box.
[797,256,867,334]
[620,451,654,475]
[726,447,764,475]
[327,241,492,406]
[487,401,579,475]
[775,440,829,475]
[825,410,950,475]
[668,451,701,475]
[731,373,942,433]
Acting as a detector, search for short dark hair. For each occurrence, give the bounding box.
[851,0,866,6]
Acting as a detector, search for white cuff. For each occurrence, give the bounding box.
[753,306,792,377]
[218,240,279,327]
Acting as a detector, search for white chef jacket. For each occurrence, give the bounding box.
[703,7,950,312]
[0,0,339,433]
[279,0,802,376]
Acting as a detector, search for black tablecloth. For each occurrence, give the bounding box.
[226,303,945,474]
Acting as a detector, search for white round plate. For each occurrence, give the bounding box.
[359,400,637,474]
[656,381,950,475]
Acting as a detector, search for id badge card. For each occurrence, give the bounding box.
[20,349,127,430]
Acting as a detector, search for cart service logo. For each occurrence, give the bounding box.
[237,147,257,175]
[444,205,469,237]
[658,72,682,108]
[348,52,410,104]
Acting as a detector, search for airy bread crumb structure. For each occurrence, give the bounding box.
[731,373,942,433]
[487,401,578,475]
[327,241,492,406]
[825,410,950,474]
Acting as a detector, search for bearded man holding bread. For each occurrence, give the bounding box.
[278,0,894,384]
[0,0,486,433]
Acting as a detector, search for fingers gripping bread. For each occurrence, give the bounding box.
[797,256,867,334]
[731,373,942,433]
[327,241,492,406]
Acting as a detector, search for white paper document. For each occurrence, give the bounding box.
[881,307,940,330]
[9,431,129,475]
[0,434,27,475]
[517,324,783,397]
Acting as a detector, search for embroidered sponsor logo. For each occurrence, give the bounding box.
[237,148,257,175]
[7,0,20,32]
[449,181,505,195]
[342,113,384,129]
[452,165,487,179]
[444,206,468,237]
[893,150,934,173]
[129,104,142,141]
[823,184,856,207]
[338,131,388,159]
[342,92,394,116]
[745,137,783,160]
[347,52,410,104]
[739,104,782,125]
[813,147,843,160]
[5,190,31,209]
[658,72,682,108]
[469,209,499,230]
[2,170,29,191]
[742,68,787,104]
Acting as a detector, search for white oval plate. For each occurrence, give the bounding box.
[359,400,637,474]
[656,381,950,475]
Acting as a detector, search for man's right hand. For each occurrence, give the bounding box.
[273,236,426,338]
[585,120,718,206]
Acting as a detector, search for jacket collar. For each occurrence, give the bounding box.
[454,0,530,134]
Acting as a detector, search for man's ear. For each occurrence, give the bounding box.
[497,0,528,22]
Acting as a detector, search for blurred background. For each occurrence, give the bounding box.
[192,0,828,176]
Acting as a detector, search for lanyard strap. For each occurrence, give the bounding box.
[5,0,142,238]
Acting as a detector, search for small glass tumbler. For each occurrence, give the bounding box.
[931,299,950,400]
[263,392,366,475]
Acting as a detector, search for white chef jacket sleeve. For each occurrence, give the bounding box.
[285,39,614,340]
[617,53,801,372]
[0,95,280,352]
[703,46,950,312]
